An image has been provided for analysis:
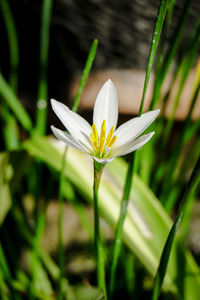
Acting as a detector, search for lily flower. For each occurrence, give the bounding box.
[51,79,159,164]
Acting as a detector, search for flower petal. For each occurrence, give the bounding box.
[93,79,118,136]
[114,109,159,147]
[92,156,115,164]
[51,99,92,150]
[51,126,88,152]
[112,132,155,157]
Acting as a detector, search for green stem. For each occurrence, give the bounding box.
[35,0,53,136]
[58,146,68,300]
[93,161,107,298]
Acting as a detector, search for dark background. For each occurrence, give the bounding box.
[0,0,199,111]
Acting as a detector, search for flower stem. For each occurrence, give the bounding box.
[58,146,68,300]
[93,161,107,299]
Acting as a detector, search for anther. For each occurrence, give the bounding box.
[105,126,114,147]
[99,120,106,153]
[108,135,117,148]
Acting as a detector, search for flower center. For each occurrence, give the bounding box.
[90,120,117,157]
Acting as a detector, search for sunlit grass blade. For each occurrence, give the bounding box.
[109,0,169,296]
[154,0,175,78]
[139,0,169,115]
[35,0,53,136]
[150,0,192,109]
[152,155,200,300]
[0,73,32,131]
[72,39,98,112]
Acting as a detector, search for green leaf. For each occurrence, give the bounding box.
[29,252,53,296]
[73,285,104,300]
[0,73,32,131]
[152,155,200,300]
[151,0,192,109]
[72,39,98,112]
[139,0,169,114]
[0,0,19,91]
[35,0,53,136]
[0,153,13,225]
[23,137,200,299]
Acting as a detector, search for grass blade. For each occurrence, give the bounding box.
[35,0,53,136]
[57,147,67,300]
[72,39,98,112]
[56,39,98,299]
[152,155,200,300]
[150,0,192,109]
[162,20,200,149]
[0,0,19,91]
[0,0,20,149]
[139,0,169,115]
[0,73,32,131]
[109,0,169,296]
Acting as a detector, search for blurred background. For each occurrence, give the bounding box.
[0,0,199,123]
[0,0,200,299]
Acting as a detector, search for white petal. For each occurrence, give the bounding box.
[114,109,159,147]
[51,99,92,150]
[112,132,155,157]
[93,79,118,136]
[93,156,115,164]
[51,126,88,153]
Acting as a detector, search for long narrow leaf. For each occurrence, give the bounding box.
[152,155,200,300]
[109,0,169,295]
[0,73,32,131]
[150,0,192,109]
[35,0,53,136]
[72,39,98,112]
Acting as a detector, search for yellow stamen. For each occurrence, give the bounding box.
[90,120,117,156]
[91,124,99,152]
[90,132,98,152]
[92,124,98,144]
[108,135,117,148]
[105,126,114,147]
[99,120,106,153]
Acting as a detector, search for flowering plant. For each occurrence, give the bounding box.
[51,79,159,164]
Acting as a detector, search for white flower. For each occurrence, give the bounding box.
[51,79,160,164]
